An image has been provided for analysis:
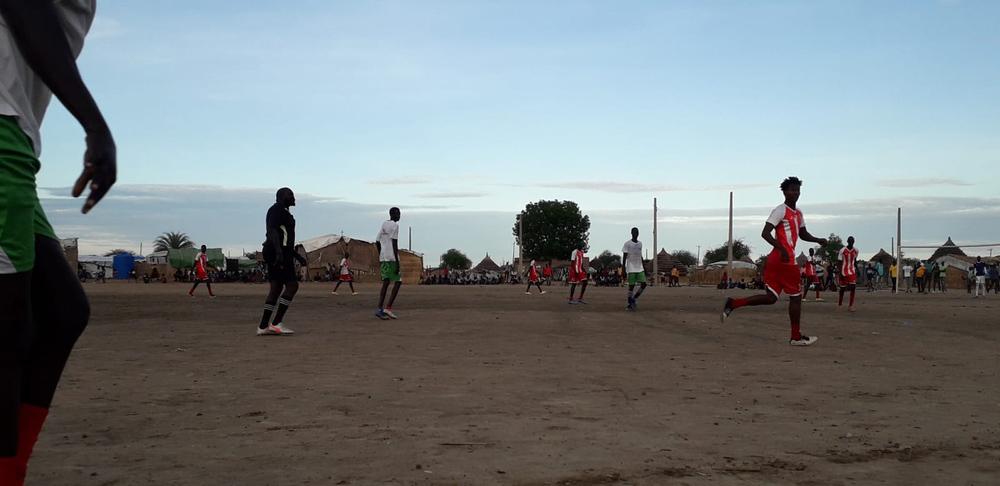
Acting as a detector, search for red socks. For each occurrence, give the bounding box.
[849,289,856,307]
[790,319,801,341]
[15,404,49,485]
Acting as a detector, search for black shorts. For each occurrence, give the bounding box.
[266,261,297,283]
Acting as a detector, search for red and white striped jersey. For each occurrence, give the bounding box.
[838,247,859,277]
[194,252,208,273]
[766,204,805,256]
[339,258,351,275]
[570,249,585,274]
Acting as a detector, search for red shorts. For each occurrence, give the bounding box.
[196,270,208,281]
[568,269,584,284]
[764,253,801,296]
[339,274,353,282]
[839,274,857,286]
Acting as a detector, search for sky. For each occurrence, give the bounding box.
[35,0,1000,264]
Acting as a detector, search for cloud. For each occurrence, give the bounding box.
[876,177,972,188]
[88,17,125,40]
[413,192,488,199]
[367,177,431,186]
[534,181,769,193]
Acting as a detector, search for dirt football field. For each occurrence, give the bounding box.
[29,282,1000,485]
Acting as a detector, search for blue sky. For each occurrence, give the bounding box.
[36,0,1000,263]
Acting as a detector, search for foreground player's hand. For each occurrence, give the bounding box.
[72,128,117,214]
[817,238,829,247]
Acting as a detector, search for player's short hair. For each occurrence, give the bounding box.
[631,227,638,233]
[780,177,803,191]
[389,207,400,216]
[276,187,293,199]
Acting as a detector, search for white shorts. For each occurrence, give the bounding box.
[977,276,986,284]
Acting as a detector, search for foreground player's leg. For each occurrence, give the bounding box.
[257,281,293,335]
[848,284,857,311]
[525,282,533,294]
[188,280,199,296]
[577,280,588,303]
[16,237,90,482]
[838,286,845,307]
[721,291,778,322]
[375,280,391,319]
[383,281,402,319]
[534,282,545,294]
[787,295,816,345]
[332,280,342,294]
[205,281,215,297]
[272,281,298,326]
[0,272,31,484]
[348,281,356,295]
[568,283,577,303]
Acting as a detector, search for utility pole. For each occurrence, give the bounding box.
[696,245,701,267]
[409,226,412,251]
[518,213,524,275]
[652,197,658,286]
[727,191,734,281]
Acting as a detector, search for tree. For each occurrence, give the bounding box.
[702,239,751,265]
[590,250,621,273]
[672,249,697,267]
[818,234,844,263]
[153,231,194,252]
[103,249,134,256]
[513,200,590,261]
[440,249,472,270]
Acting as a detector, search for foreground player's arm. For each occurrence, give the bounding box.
[798,227,828,246]
[267,223,285,266]
[392,239,399,272]
[622,252,628,269]
[760,223,789,262]
[0,0,116,213]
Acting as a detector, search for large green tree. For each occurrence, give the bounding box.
[703,239,751,265]
[672,249,697,267]
[817,234,844,263]
[153,231,195,252]
[513,200,590,261]
[440,248,472,270]
[590,250,621,273]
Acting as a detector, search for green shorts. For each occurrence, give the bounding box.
[380,261,401,282]
[627,272,646,285]
[0,116,56,274]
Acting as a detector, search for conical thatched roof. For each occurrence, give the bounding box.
[869,248,894,266]
[928,237,966,262]
[656,249,679,269]
[472,254,501,273]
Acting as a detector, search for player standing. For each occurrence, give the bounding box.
[332,252,357,295]
[567,247,589,304]
[0,1,117,482]
[257,188,306,336]
[837,236,859,311]
[375,207,403,319]
[721,177,828,346]
[525,259,545,294]
[622,228,647,310]
[188,245,216,297]
[973,256,987,298]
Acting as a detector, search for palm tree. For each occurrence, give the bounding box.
[153,231,194,252]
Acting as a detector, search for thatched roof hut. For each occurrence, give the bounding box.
[928,237,966,262]
[472,254,502,273]
[869,248,894,267]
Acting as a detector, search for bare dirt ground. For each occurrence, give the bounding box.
[29,282,1000,485]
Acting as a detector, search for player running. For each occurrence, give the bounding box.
[802,248,823,301]
[622,227,647,310]
[332,252,357,295]
[257,188,307,336]
[375,207,403,319]
[525,259,546,294]
[567,247,589,304]
[0,1,117,482]
[837,236,859,311]
[188,245,217,297]
[721,177,828,346]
